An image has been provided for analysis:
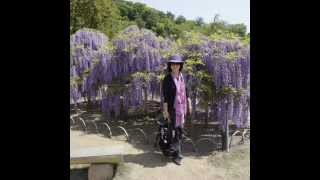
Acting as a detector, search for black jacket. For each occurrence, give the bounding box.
[162,73,188,127]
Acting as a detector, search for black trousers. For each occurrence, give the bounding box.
[168,125,183,158]
[167,109,183,158]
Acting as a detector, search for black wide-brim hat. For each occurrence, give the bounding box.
[168,54,184,63]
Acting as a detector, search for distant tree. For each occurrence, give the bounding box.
[71,0,249,40]
[176,15,187,24]
[153,22,165,36]
[213,14,220,23]
[227,23,247,37]
[135,17,146,28]
[142,8,159,29]
[70,0,122,38]
[116,0,136,20]
[166,11,175,21]
[204,14,228,35]
[195,17,205,26]
[70,0,97,33]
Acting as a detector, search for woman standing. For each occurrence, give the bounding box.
[162,54,188,165]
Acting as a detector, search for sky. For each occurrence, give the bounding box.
[128,0,250,33]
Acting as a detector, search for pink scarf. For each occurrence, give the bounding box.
[172,73,187,128]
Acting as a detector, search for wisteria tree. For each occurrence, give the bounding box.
[70,27,250,136]
[183,52,206,125]
[70,28,110,106]
[89,25,174,118]
[131,72,151,113]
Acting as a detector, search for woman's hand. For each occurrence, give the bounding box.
[163,103,170,122]
[163,110,170,122]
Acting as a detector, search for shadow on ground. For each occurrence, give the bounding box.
[123,151,171,167]
[70,168,88,180]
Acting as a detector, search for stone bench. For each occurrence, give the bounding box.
[70,146,124,180]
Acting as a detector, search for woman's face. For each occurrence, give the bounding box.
[170,63,180,73]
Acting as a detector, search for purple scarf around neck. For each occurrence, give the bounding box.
[172,73,187,128]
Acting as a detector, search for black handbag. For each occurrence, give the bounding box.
[157,118,175,157]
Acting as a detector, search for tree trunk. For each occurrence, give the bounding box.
[222,102,230,152]
[225,117,230,152]
[191,98,196,121]
[187,98,191,117]
[204,104,209,127]
[191,91,197,121]
[185,98,191,127]
[87,95,92,109]
[96,88,102,110]
[160,83,163,109]
[144,87,148,114]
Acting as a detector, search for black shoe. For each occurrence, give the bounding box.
[172,157,182,165]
